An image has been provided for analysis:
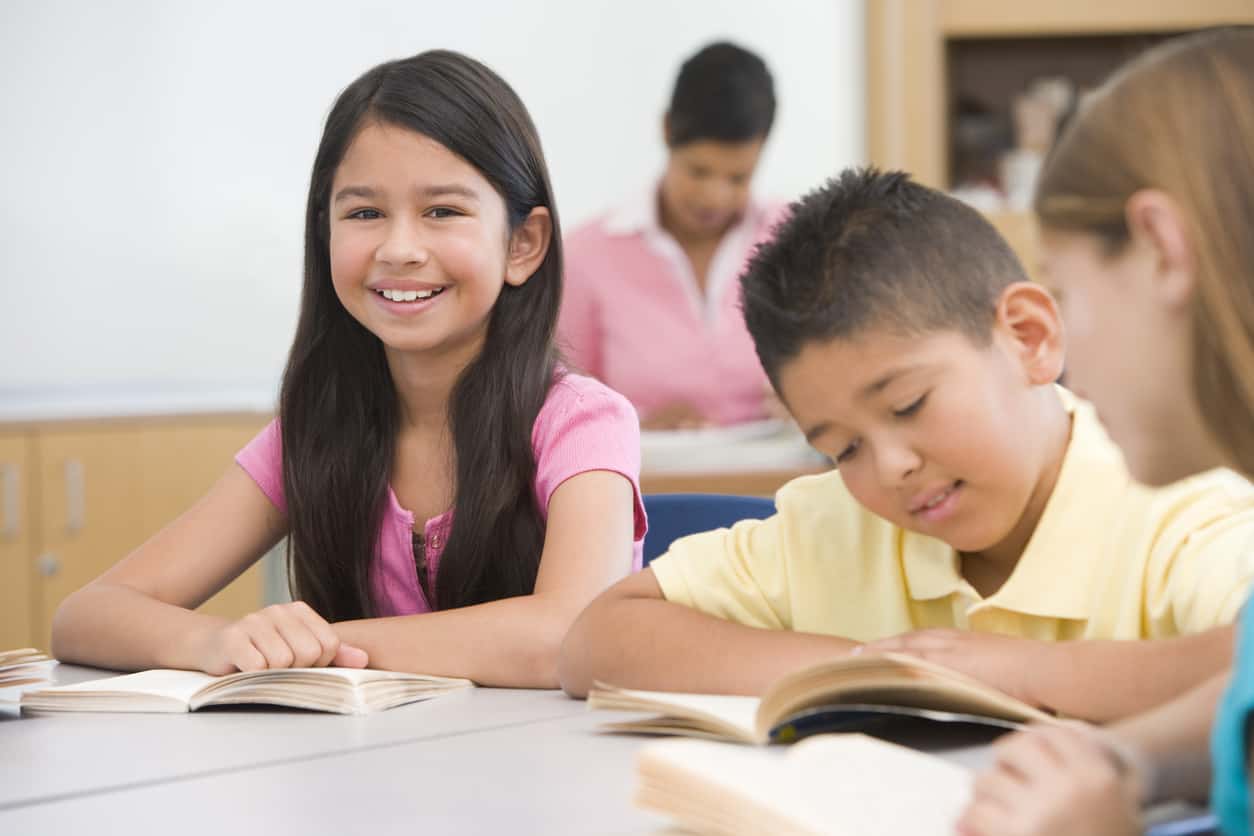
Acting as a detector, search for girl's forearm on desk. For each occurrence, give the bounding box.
[333,592,601,688]
[51,582,229,672]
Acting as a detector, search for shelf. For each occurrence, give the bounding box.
[941,0,1254,38]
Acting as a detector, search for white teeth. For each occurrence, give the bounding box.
[378,288,443,302]
[923,486,953,510]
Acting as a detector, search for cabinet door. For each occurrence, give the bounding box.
[134,417,271,620]
[0,432,35,650]
[34,426,144,650]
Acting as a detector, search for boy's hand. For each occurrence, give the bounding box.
[185,601,369,676]
[955,723,1142,836]
[861,629,1057,708]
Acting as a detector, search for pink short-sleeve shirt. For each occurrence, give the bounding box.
[235,372,647,616]
[559,188,788,426]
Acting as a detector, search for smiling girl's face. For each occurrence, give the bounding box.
[328,121,523,362]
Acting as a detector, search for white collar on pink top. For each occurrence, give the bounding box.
[602,182,765,240]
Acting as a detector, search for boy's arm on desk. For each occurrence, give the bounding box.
[557,568,856,698]
[866,625,1234,724]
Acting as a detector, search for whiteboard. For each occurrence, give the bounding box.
[0,0,863,397]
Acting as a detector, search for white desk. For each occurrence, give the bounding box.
[0,665,585,811]
[8,666,1205,836]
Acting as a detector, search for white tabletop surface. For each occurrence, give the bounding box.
[0,664,1006,836]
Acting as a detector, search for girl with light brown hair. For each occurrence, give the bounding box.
[956,26,1254,836]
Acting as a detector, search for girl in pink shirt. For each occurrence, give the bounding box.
[51,51,646,689]
[560,42,787,429]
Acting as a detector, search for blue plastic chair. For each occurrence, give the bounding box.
[642,493,776,566]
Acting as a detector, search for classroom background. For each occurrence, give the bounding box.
[3,0,1251,653]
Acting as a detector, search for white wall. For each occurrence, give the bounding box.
[0,0,864,398]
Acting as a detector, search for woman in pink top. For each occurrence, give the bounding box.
[560,42,787,429]
[50,51,646,689]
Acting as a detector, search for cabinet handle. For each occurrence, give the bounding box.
[37,553,61,577]
[0,463,17,540]
[65,458,85,535]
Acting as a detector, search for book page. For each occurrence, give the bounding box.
[637,734,972,836]
[208,667,472,687]
[30,669,215,703]
[591,687,761,741]
[760,652,1051,737]
[791,734,972,834]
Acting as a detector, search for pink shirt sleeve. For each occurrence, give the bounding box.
[235,418,287,513]
[557,232,605,379]
[532,374,648,566]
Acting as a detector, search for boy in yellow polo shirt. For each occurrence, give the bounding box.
[559,168,1253,722]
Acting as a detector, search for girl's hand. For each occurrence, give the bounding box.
[956,723,1142,836]
[187,602,369,675]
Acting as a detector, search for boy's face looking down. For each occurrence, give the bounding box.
[777,283,1070,565]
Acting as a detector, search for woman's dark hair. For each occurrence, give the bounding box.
[667,41,776,147]
[280,50,563,620]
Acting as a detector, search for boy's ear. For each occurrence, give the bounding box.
[993,281,1066,386]
[662,112,674,147]
[504,207,552,287]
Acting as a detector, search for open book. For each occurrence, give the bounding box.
[1,648,52,689]
[590,652,1053,744]
[21,667,473,715]
[636,733,972,836]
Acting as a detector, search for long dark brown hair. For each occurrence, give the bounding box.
[280,51,563,620]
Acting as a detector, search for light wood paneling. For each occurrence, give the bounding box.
[866,0,947,187]
[0,432,35,650]
[986,210,1040,280]
[941,0,1254,37]
[133,416,270,620]
[34,426,144,650]
[21,414,273,650]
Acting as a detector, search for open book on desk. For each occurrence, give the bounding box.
[1,648,53,689]
[21,667,473,715]
[590,652,1054,744]
[637,733,973,836]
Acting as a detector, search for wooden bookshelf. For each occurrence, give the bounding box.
[866,0,1254,275]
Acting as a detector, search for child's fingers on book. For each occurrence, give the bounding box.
[992,727,1066,777]
[954,800,1009,836]
[286,605,343,667]
[272,618,330,668]
[863,629,953,653]
[332,644,369,668]
[972,760,1029,808]
[267,604,337,667]
[213,621,268,672]
[227,636,268,672]
[1037,724,1123,783]
[240,615,296,668]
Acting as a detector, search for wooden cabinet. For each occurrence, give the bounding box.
[0,432,35,650]
[1,414,271,652]
[865,0,1254,275]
